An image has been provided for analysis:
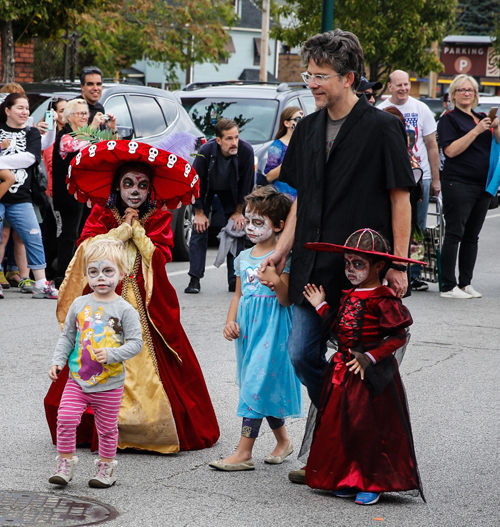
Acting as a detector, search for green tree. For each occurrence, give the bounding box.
[271,0,457,82]
[76,0,238,84]
[0,0,104,82]
[456,0,500,36]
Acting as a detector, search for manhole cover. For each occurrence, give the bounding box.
[0,492,118,526]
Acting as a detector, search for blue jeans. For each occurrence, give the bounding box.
[411,178,431,279]
[0,202,46,269]
[287,303,328,407]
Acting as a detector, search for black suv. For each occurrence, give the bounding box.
[176,81,316,184]
[23,82,205,260]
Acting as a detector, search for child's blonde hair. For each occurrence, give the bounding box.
[83,239,128,276]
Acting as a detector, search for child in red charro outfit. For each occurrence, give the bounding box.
[302,229,425,506]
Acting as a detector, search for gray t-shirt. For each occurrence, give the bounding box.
[52,294,143,393]
[326,114,347,160]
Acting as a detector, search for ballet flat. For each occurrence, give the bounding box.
[264,441,294,464]
[208,458,255,471]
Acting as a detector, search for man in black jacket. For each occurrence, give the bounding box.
[261,29,415,416]
[185,119,254,293]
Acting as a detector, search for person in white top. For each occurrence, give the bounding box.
[378,70,440,292]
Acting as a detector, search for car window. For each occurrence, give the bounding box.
[300,95,317,115]
[157,97,178,127]
[128,95,167,138]
[180,97,279,144]
[285,97,301,110]
[28,95,51,126]
[104,95,134,130]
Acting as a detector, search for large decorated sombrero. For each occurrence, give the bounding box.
[66,139,200,209]
[305,229,426,266]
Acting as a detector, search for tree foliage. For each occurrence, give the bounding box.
[271,0,457,82]
[456,0,500,36]
[77,0,238,82]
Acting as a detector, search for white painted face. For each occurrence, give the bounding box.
[119,170,150,208]
[344,253,371,286]
[245,210,273,243]
[87,259,120,296]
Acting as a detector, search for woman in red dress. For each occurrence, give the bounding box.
[302,229,424,505]
[45,139,219,453]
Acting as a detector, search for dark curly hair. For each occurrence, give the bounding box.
[300,29,364,92]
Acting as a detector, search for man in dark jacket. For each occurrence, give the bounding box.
[185,119,254,293]
[261,29,415,420]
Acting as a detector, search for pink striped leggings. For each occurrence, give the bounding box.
[57,378,124,459]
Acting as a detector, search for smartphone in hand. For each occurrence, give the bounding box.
[45,110,54,131]
[487,107,498,120]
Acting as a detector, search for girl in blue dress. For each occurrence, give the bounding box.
[209,186,303,471]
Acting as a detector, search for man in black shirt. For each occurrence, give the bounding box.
[184,119,254,294]
[261,29,414,414]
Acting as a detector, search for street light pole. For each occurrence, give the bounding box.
[321,0,334,32]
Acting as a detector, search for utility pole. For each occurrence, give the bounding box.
[260,0,270,82]
[321,0,334,32]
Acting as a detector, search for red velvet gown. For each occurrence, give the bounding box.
[45,205,220,452]
[305,286,423,496]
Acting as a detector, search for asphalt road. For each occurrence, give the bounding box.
[1,211,499,527]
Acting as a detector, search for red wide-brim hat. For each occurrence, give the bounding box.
[305,242,426,266]
[67,140,200,208]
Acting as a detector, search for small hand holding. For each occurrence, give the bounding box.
[476,117,492,134]
[37,120,49,135]
[303,283,325,308]
[257,261,279,284]
[91,112,104,129]
[1,138,10,150]
[93,348,108,364]
[385,268,408,298]
[491,116,499,129]
[105,113,117,130]
[223,321,240,341]
[48,365,63,381]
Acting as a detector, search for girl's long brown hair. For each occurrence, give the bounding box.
[274,106,303,140]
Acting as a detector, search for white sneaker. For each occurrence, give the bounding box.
[88,459,117,488]
[462,285,482,298]
[440,286,472,299]
[49,455,78,485]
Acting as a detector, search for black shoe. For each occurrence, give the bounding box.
[411,277,429,291]
[228,281,236,292]
[184,276,200,294]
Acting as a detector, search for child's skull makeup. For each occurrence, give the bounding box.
[87,259,120,296]
[244,211,273,243]
[119,170,150,208]
[344,253,371,286]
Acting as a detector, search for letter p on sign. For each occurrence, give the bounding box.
[454,57,471,73]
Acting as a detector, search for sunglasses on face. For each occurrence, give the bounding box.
[356,92,376,99]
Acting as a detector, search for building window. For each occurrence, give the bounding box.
[220,36,235,64]
[254,38,271,66]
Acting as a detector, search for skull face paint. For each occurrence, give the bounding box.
[244,211,273,243]
[119,170,150,208]
[344,253,371,286]
[87,259,120,297]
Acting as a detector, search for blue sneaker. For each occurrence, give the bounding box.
[355,491,381,505]
[333,488,358,498]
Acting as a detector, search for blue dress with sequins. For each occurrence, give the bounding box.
[234,247,304,420]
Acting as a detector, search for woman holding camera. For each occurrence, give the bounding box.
[51,99,116,287]
[437,74,500,299]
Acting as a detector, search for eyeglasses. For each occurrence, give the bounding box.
[357,92,376,99]
[73,111,90,117]
[301,72,344,85]
[455,88,475,94]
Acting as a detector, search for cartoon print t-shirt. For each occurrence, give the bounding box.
[52,294,143,393]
